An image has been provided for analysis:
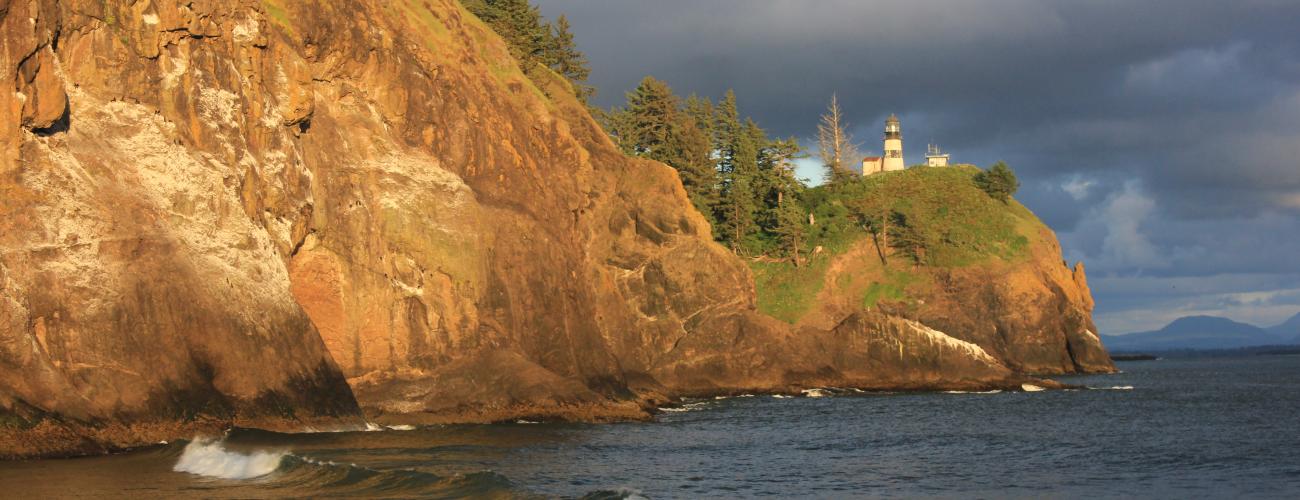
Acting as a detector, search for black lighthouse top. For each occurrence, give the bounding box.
[884,113,901,139]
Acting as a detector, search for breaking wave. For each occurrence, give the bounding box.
[169,437,516,497]
[942,390,1003,395]
[173,438,286,479]
[1091,385,1135,391]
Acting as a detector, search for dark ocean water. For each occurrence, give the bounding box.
[4,355,1300,498]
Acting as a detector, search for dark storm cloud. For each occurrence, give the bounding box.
[534,0,1300,332]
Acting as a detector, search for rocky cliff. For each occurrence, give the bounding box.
[775,167,1114,375]
[1,0,1105,459]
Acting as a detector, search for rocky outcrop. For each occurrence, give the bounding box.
[803,217,1115,375]
[1,0,1104,458]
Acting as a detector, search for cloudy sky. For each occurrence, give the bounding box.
[535,0,1300,334]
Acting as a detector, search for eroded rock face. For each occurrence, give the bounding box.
[1,0,1105,458]
[902,234,1116,375]
[803,218,1115,376]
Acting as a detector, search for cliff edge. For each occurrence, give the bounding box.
[1,0,1106,458]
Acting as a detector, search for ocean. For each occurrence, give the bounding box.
[3,355,1298,498]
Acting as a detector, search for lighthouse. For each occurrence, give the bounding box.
[883,113,905,172]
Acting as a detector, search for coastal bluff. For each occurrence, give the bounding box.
[0,0,1110,458]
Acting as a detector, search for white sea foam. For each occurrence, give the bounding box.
[386,424,417,431]
[772,394,793,399]
[662,401,713,413]
[515,420,541,424]
[801,388,832,398]
[943,390,1003,395]
[173,438,286,480]
[1020,383,1046,392]
[1092,385,1135,391]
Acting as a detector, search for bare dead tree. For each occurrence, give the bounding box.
[817,94,861,183]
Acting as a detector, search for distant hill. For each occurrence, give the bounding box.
[1266,313,1300,341]
[1103,315,1286,352]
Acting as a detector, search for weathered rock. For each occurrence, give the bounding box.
[1,0,1106,458]
[803,211,1115,375]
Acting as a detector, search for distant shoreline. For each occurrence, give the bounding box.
[1110,345,1300,359]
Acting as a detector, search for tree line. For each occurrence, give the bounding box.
[461,0,593,101]
[460,1,1023,269]
[599,77,810,263]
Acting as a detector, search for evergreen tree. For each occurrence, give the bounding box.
[772,190,808,266]
[465,0,550,63]
[596,106,637,156]
[462,0,592,100]
[683,95,716,144]
[625,76,678,158]
[973,161,1020,203]
[611,77,718,218]
[675,114,718,216]
[762,138,807,265]
[714,91,761,252]
[545,15,594,101]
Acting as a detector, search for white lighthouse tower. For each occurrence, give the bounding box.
[883,113,905,172]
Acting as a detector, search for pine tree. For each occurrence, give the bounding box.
[466,0,550,63]
[462,1,592,100]
[596,106,637,155]
[763,138,807,265]
[625,76,678,158]
[683,95,716,143]
[613,77,718,218]
[714,91,760,252]
[546,15,594,101]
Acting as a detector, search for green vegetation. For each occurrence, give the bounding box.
[973,161,1020,203]
[460,0,593,101]
[602,82,806,261]
[863,270,918,309]
[835,166,1031,267]
[446,3,1038,323]
[750,258,831,324]
[749,165,1038,322]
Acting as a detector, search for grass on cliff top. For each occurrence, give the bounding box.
[818,165,1035,267]
[750,165,1044,323]
[751,258,832,324]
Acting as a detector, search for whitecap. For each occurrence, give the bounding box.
[771,394,793,399]
[1091,385,1134,391]
[801,388,832,398]
[385,424,417,431]
[173,438,286,480]
[1020,383,1046,392]
[944,390,1003,395]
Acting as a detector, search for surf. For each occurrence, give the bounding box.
[172,438,287,480]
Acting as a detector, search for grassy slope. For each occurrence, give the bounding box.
[752,166,1046,324]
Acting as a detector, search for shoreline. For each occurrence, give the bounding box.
[1,373,1092,460]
